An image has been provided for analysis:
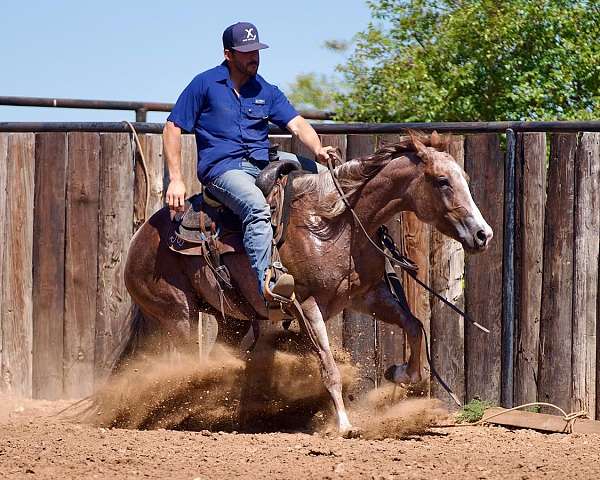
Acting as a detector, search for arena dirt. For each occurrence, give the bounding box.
[1,335,599,479]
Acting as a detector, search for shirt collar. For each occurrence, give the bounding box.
[215,61,230,82]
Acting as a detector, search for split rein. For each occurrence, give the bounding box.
[325,156,489,407]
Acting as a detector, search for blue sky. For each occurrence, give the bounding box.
[1,1,370,122]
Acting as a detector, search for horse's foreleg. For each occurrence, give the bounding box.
[298,296,355,437]
[352,281,423,384]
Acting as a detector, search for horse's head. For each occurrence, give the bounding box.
[407,132,493,253]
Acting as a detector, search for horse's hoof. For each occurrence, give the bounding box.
[384,363,421,385]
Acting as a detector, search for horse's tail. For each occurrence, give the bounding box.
[106,303,147,373]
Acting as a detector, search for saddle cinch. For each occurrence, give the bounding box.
[167,157,303,291]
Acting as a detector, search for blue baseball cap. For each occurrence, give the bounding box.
[222,22,269,52]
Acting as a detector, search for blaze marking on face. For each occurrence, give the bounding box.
[455,170,487,229]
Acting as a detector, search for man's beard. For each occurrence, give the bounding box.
[233,57,258,76]
[244,61,258,76]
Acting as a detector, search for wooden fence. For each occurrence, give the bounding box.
[0,130,599,419]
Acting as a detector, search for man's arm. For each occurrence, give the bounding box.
[163,120,186,211]
[286,115,335,164]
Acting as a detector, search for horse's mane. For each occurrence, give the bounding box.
[293,131,451,226]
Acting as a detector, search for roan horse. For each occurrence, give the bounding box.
[120,131,493,436]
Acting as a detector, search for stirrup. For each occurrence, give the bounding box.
[263,265,295,304]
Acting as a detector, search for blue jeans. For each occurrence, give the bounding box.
[206,160,272,294]
[206,155,326,295]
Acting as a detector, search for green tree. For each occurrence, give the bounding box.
[335,0,600,122]
[286,72,339,111]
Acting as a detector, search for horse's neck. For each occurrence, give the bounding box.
[292,155,420,246]
[350,156,420,235]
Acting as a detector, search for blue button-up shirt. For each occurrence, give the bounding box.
[167,61,299,184]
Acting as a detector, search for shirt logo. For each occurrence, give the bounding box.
[254,99,265,104]
[243,28,256,42]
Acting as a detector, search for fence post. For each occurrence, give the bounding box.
[135,108,147,123]
[501,129,516,407]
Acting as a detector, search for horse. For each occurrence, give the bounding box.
[120,131,493,436]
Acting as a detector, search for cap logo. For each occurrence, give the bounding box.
[243,28,256,42]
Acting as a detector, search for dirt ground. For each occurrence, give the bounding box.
[1,395,600,480]
[1,340,599,480]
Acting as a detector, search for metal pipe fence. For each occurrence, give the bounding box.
[1,120,600,134]
[0,95,335,122]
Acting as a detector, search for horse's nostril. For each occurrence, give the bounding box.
[476,230,487,245]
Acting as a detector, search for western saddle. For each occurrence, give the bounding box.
[167,157,303,309]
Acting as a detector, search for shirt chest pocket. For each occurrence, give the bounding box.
[244,104,269,121]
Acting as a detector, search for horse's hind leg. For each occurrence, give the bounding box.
[126,264,203,356]
[351,281,422,384]
[298,296,355,437]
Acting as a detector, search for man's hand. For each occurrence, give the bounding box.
[166,179,186,211]
[287,116,338,166]
[316,146,337,165]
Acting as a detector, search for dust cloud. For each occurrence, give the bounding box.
[85,329,446,438]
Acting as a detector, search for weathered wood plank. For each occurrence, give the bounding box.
[181,134,201,197]
[430,136,466,407]
[572,132,600,416]
[134,134,164,229]
[32,133,67,399]
[464,134,504,403]
[513,133,547,406]
[343,135,378,395]
[0,134,8,387]
[64,132,101,398]
[598,231,600,420]
[290,134,314,160]
[95,133,134,385]
[1,133,35,396]
[483,407,600,434]
[270,135,292,154]
[538,133,577,413]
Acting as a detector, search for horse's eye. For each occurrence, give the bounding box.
[436,177,451,189]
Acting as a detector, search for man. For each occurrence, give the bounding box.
[163,21,334,304]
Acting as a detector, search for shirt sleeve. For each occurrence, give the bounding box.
[268,86,299,130]
[167,75,205,133]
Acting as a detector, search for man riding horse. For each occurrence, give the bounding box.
[122,20,495,436]
[163,21,333,305]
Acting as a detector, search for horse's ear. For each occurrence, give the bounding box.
[431,131,441,148]
[412,137,430,163]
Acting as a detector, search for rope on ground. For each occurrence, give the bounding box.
[437,402,588,434]
[124,120,151,221]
